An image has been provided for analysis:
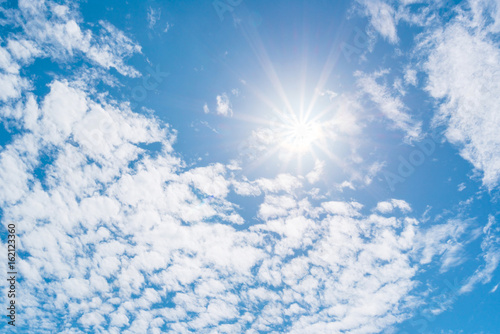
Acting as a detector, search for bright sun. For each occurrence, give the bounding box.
[275,113,324,154]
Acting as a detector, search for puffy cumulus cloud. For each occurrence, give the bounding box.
[0,44,31,102]
[6,39,42,63]
[375,199,412,214]
[306,160,325,184]
[256,173,303,194]
[421,3,500,189]
[0,77,260,333]
[336,180,356,192]
[0,67,476,333]
[0,76,483,333]
[404,68,418,86]
[322,200,363,217]
[216,92,233,117]
[230,173,304,197]
[245,198,475,333]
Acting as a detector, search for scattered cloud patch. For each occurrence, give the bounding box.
[375,199,412,214]
[404,68,418,86]
[319,89,338,100]
[164,22,173,33]
[460,216,500,293]
[147,7,161,29]
[306,160,325,184]
[336,180,356,192]
[203,103,210,114]
[356,0,398,43]
[2,0,142,77]
[216,92,233,117]
[356,70,422,142]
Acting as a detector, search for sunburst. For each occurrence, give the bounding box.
[228,16,347,173]
[274,113,324,154]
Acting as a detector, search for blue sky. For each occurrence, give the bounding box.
[0,0,499,333]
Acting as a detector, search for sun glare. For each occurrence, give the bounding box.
[276,114,324,154]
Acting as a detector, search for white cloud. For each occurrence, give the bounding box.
[336,180,356,192]
[0,2,494,333]
[460,216,500,293]
[164,22,172,33]
[147,7,161,29]
[203,103,209,114]
[180,163,231,198]
[258,194,297,220]
[216,92,233,117]
[0,78,462,330]
[356,70,422,142]
[5,0,141,77]
[0,72,29,102]
[355,1,446,46]
[231,177,261,196]
[416,219,470,272]
[375,201,394,214]
[7,39,41,63]
[306,160,325,184]
[357,0,398,43]
[422,14,500,189]
[375,199,412,214]
[363,160,385,185]
[0,85,477,331]
[404,68,418,86]
[392,199,412,213]
[328,94,364,136]
[86,21,142,77]
[255,173,302,193]
[468,0,500,33]
[319,89,338,100]
[322,201,363,217]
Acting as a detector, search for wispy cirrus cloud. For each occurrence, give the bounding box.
[421,5,500,189]
[356,70,422,142]
[1,0,141,77]
[356,0,500,190]
[356,0,398,43]
[460,215,500,293]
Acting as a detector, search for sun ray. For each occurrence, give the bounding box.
[304,20,347,122]
[225,10,351,177]
[238,19,295,116]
